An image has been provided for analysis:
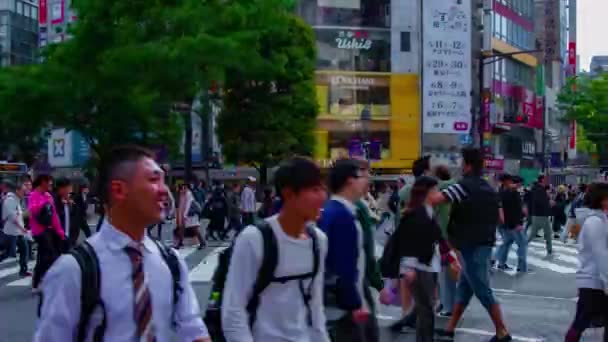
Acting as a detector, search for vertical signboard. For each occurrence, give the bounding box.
[422,0,472,133]
[51,0,64,25]
[39,0,48,24]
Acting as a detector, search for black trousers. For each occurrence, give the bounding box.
[32,234,61,289]
[566,288,608,341]
[330,284,379,342]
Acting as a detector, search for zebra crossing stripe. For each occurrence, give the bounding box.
[189,247,228,283]
[0,260,36,280]
[5,246,199,287]
[528,240,578,255]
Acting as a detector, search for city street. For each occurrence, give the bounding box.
[0,223,601,341]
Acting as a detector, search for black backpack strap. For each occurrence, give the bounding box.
[69,241,106,342]
[246,221,278,327]
[301,225,319,326]
[153,239,183,328]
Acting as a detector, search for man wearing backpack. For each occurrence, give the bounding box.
[221,157,330,342]
[34,145,210,342]
[320,158,379,342]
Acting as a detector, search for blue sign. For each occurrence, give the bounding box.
[459,134,472,145]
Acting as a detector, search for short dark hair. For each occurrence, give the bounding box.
[328,159,360,194]
[274,157,322,199]
[434,165,451,181]
[461,148,484,175]
[33,174,52,188]
[586,183,608,210]
[537,175,546,183]
[95,145,155,205]
[54,177,72,189]
[412,156,431,177]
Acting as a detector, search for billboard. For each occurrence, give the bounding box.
[422,0,472,134]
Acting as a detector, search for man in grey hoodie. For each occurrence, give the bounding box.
[565,183,608,341]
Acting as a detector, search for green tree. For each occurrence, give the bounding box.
[0,65,53,164]
[216,15,318,184]
[0,0,289,163]
[558,73,608,159]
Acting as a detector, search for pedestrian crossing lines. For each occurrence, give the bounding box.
[0,244,229,289]
[496,238,579,275]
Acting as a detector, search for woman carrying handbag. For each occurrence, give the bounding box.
[380,176,460,342]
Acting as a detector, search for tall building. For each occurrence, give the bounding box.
[589,55,608,75]
[296,0,420,171]
[480,0,541,180]
[0,0,39,66]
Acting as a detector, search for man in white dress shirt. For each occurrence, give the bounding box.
[35,145,211,342]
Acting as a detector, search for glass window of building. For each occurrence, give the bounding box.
[315,28,390,72]
[297,0,390,28]
[316,73,390,118]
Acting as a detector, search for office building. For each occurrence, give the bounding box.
[480,0,540,180]
[296,0,420,171]
[0,0,38,66]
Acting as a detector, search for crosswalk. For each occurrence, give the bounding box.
[0,243,230,289]
[0,237,580,290]
[496,238,580,275]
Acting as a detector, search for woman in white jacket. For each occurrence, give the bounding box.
[565,182,608,341]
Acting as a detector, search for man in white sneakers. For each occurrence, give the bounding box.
[35,145,210,342]
[221,157,330,342]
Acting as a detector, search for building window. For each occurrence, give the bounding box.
[400,32,410,52]
[297,0,390,28]
[315,28,391,72]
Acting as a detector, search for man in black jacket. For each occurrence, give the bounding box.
[433,148,511,342]
[72,184,92,241]
[494,175,528,273]
[53,178,76,249]
[527,175,553,256]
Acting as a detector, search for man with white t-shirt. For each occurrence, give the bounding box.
[222,157,330,342]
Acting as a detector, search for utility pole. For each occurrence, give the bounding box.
[175,102,193,184]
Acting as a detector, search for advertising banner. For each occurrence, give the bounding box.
[51,0,64,25]
[422,0,472,133]
[39,0,48,25]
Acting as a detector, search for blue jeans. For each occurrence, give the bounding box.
[0,235,29,274]
[495,226,528,272]
[456,245,497,310]
[439,262,457,313]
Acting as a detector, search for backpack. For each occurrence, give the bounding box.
[59,239,182,342]
[204,221,320,341]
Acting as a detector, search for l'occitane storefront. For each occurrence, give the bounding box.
[314,71,420,171]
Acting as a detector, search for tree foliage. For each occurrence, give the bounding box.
[0,0,295,162]
[558,74,608,155]
[216,14,318,182]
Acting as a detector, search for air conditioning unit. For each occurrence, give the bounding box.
[483,0,493,12]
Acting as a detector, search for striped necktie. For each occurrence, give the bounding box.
[124,243,156,342]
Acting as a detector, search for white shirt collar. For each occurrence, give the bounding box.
[331,195,357,215]
[100,219,156,253]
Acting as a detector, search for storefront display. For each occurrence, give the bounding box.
[316,72,390,119]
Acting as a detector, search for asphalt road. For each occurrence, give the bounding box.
[0,223,602,342]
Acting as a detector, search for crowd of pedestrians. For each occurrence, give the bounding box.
[0,143,605,341]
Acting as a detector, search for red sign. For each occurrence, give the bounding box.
[522,88,535,127]
[39,0,47,24]
[569,121,577,149]
[567,42,577,77]
[484,158,504,171]
[534,96,544,129]
[568,42,576,66]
